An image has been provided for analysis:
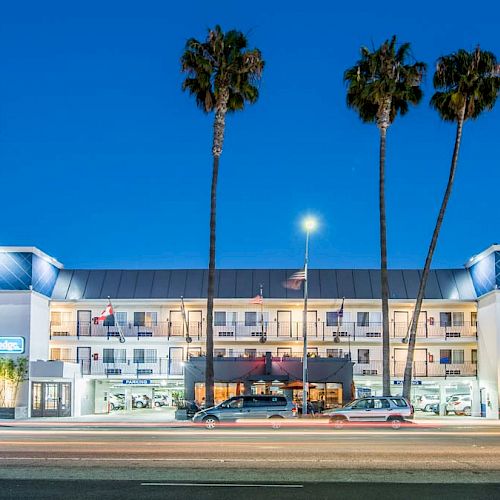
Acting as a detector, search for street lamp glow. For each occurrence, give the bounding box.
[303,217,318,232]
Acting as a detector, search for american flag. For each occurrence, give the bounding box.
[249,294,264,305]
[283,270,306,290]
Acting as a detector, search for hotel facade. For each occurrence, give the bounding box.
[0,245,499,419]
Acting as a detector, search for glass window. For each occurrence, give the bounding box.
[471,312,477,327]
[440,349,452,364]
[214,348,226,357]
[134,312,157,327]
[103,349,126,363]
[245,349,257,358]
[277,348,292,357]
[116,312,127,326]
[452,350,464,364]
[227,397,244,409]
[245,312,257,327]
[440,312,452,327]
[50,348,72,361]
[134,312,145,327]
[326,312,340,327]
[357,312,370,327]
[370,312,382,324]
[214,312,226,326]
[352,399,372,409]
[134,349,157,363]
[327,349,343,358]
[51,311,71,325]
[374,398,390,409]
[472,349,478,364]
[452,312,464,327]
[390,398,408,408]
[358,349,370,364]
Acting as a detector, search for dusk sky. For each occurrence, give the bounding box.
[1,0,498,270]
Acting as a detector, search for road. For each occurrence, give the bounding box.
[1,421,500,498]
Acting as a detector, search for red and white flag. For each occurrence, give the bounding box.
[283,270,306,290]
[96,302,114,321]
[249,294,263,305]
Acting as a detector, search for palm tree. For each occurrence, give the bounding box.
[344,36,425,396]
[181,26,264,407]
[402,48,500,399]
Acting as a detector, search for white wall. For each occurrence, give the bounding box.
[477,291,500,419]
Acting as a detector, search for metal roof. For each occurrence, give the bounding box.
[51,268,477,301]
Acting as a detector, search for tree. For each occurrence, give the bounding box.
[344,36,425,395]
[403,48,500,399]
[0,357,28,407]
[181,26,264,406]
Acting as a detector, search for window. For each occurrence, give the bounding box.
[134,312,157,327]
[103,349,126,364]
[307,347,318,357]
[245,312,257,327]
[50,348,72,361]
[327,349,343,358]
[374,398,390,409]
[370,312,382,325]
[452,350,464,364]
[440,312,464,327]
[214,348,226,357]
[390,398,409,408]
[227,397,244,408]
[327,312,341,327]
[116,312,127,326]
[214,312,226,326]
[472,349,478,364]
[352,399,372,409]
[245,349,257,358]
[358,349,370,364]
[471,312,477,327]
[277,348,292,357]
[357,312,370,327]
[440,349,451,364]
[50,311,71,325]
[133,349,157,363]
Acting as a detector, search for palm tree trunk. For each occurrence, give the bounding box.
[205,90,228,408]
[403,106,466,399]
[379,125,391,397]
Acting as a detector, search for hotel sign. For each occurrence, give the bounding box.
[0,337,25,354]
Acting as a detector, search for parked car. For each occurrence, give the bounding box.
[176,400,201,419]
[192,395,297,429]
[153,394,169,407]
[413,394,440,412]
[446,394,472,416]
[108,393,124,411]
[132,394,151,409]
[326,396,414,429]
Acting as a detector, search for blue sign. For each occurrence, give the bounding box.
[0,337,25,354]
[122,379,151,385]
[393,380,422,385]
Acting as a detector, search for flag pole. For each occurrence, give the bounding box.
[302,229,310,416]
[334,297,345,344]
[108,296,125,344]
[180,296,192,360]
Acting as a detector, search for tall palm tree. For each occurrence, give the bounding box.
[402,48,500,399]
[181,26,264,407]
[344,36,425,396]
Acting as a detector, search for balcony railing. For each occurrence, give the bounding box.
[354,360,477,377]
[50,321,477,341]
[54,355,477,378]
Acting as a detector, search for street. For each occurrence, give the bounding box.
[1,421,500,498]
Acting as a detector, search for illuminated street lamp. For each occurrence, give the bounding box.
[302,216,317,415]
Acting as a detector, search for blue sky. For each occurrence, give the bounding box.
[1,1,498,270]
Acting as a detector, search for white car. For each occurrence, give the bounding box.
[413,394,440,412]
[446,394,472,416]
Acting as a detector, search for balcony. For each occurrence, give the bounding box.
[49,321,477,341]
[353,360,477,377]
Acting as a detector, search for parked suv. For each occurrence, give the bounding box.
[446,394,472,416]
[413,394,440,412]
[326,396,413,429]
[192,395,297,429]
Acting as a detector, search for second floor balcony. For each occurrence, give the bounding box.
[50,320,478,342]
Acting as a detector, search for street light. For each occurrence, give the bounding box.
[302,216,317,416]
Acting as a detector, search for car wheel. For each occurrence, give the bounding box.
[329,416,346,429]
[269,416,283,430]
[203,415,218,430]
[110,403,115,411]
[463,407,472,417]
[424,404,432,412]
[135,401,144,409]
[388,417,403,430]
[154,402,160,407]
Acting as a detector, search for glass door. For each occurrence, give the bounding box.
[77,310,92,337]
[277,310,292,337]
[31,382,72,417]
[77,347,91,375]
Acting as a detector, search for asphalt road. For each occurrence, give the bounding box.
[1,422,500,498]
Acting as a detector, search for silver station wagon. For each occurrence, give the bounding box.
[192,395,298,429]
[326,396,414,429]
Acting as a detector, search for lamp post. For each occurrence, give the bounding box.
[302,217,317,415]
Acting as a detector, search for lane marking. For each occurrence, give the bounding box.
[141,483,303,488]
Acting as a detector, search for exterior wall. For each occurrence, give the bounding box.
[477,291,500,419]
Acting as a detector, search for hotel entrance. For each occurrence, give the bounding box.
[31,382,71,417]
